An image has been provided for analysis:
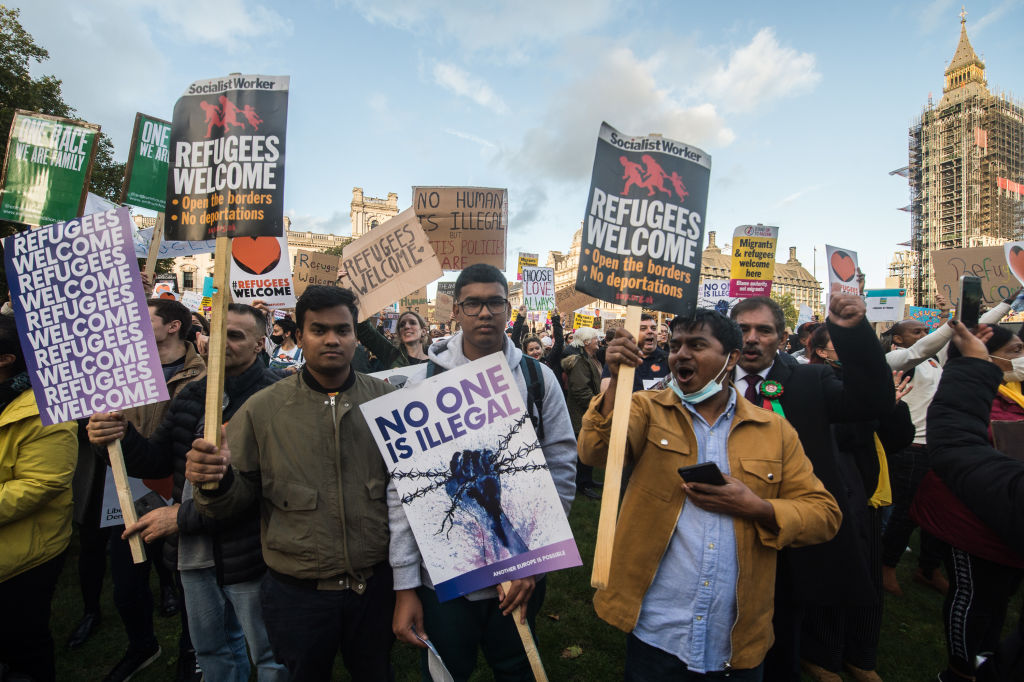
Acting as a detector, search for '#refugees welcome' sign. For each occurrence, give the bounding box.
[360,353,581,601]
[3,207,168,424]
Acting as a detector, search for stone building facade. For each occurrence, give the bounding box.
[903,12,1024,305]
[350,187,399,238]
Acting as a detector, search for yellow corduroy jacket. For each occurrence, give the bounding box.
[578,387,841,670]
[0,388,78,582]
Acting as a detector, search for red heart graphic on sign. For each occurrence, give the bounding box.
[232,237,281,275]
[830,251,856,282]
[1009,246,1024,284]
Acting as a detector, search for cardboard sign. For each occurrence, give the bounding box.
[573,313,595,330]
[729,224,778,298]
[412,186,508,271]
[931,245,1017,306]
[575,122,710,315]
[517,252,538,280]
[3,208,169,424]
[554,285,597,316]
[908,306,944,330]
[229,235,296,309]
[133,227,216,259]
[360,353,581,601]
[435,292,454,323]
[797,304,814,326]
[121,113,171,211]
[604,318,625,331]
[292,249,340,298]
[400,286,429,318]
[864,288,907,323]
[697,278,739,315]
[825,245,860,297]
[340,207,443,322]
[165,74,289,240]
[522,266,555,311]
[180,291,203,312]
[0,110,100,226]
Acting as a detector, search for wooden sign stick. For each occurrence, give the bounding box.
[500,580,548,682]
[107,442,146,563]
[590,304,641,590]
[144,212,165,284]
[199,236,231,491]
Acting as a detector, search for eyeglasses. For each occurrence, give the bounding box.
[457,297,509,316]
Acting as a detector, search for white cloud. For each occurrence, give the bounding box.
[139,0,293,48]
[972,1,1017,34]
[433,62,508,113]
[341,0,614,61]
[918,0,955,34]
[703,28,821,113]
[774,183,825,208]
[444,128,496,149]
[510,46,735,183]
[287,209,351,236]
[16,0,293,159]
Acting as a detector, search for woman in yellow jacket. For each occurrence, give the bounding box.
[0,315,77,682]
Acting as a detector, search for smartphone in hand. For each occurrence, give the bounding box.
[957,275,982,328]
[677,462,727,486]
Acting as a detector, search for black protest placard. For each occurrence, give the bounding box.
[575,122,711,316]
[164,75,289,241]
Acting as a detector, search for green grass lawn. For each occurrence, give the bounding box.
[51,493,1021,681]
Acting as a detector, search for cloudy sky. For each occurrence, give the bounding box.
[13,0,1023,288]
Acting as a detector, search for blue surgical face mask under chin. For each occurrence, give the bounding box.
[670,355,733,404]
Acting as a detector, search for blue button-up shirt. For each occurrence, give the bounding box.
[633,388,739,673]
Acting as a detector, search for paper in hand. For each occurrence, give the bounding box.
[412,627,455,682]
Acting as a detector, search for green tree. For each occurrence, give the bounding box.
[88,133,125,202]
[0,8,125,229]
[0,7,73,155]
[323,239,354,257]
[771,291,798,330]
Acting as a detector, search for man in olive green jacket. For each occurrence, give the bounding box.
[187,286,397,681]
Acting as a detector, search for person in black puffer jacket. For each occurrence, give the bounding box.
[88,304,289,682]
[925,321,1024,682]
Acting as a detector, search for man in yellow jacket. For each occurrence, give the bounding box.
[579,309,841,680]
[0,315,77,682]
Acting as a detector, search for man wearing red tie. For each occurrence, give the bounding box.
[730,295,894,682]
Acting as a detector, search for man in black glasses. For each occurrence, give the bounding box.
[390,263,577,680]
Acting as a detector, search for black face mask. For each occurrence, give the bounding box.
[270,334,284,345]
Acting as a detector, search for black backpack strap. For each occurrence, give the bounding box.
[519,355,545,440]
[425,360,444,378]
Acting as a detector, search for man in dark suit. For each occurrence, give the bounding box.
[730,295,895,682]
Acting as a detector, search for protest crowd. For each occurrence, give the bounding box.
[3,263,1024,682]
[0,47,1022,682]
